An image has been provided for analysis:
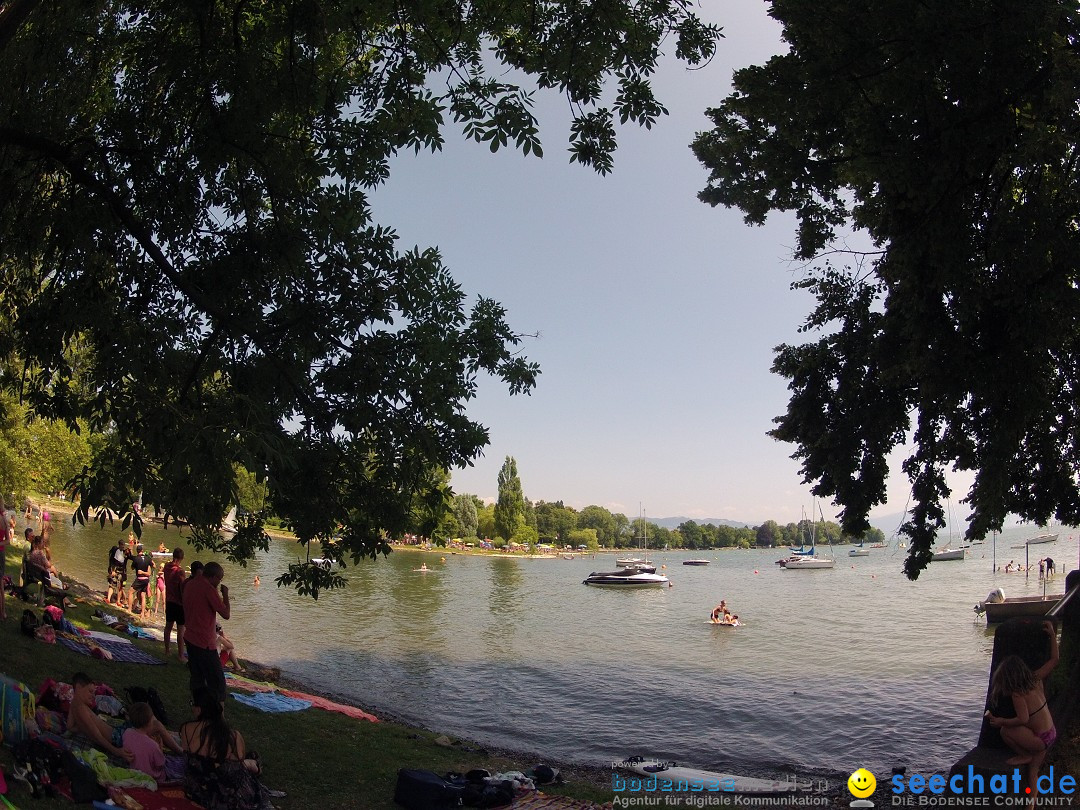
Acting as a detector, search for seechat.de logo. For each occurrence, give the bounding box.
[849,768,877,808]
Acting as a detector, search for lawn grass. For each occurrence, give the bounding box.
[0,554,613,809]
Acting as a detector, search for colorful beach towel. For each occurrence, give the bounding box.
[57,633,165,665]
[512,793,614,809]
[230,692,311,713]
[224,673,276,693]
[224,674,378,722]
[116,786,204,810]
[279,688,379,723]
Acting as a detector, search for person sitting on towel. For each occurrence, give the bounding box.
[67,672,136,765]
[181,687,271,810]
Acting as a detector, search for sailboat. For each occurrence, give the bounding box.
[778,506,834,569]
[848,539,869,557]
[584,509,669,587]
[220,505,238,536]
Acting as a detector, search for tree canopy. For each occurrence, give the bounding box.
[693,0,1080,578]
[0,1,719,595]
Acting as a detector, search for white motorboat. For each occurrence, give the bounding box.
[588,507,666,586]
[931,547,966,561]
[1023,533,1058,546]
[583,568,669,587]
[683,559,711,566]
[782,555,835,569]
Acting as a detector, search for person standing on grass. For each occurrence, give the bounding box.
[106,536,130,608]
[164,548,187,661]
[129,543,154,615]
[182,560,230,704]
[154,562,166,617]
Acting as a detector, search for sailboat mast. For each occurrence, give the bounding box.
[643,506,648,561]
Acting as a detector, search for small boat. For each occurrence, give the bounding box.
[622,757,813,795]
[931,547,966,561]
[778,507,833,568]
[848,547,869,557]
[220,505,238,536]
[1023,533,1058,545]
[974,589,1061,622]
[683,559,710,566]
[583,568,669,587]
[600,506,662,580]
[782,556,835,569]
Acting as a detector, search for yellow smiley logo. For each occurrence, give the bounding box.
[848,768,876,798]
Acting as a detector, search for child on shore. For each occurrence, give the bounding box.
[122,701,185,783]
[154,562,166,617]
[985,620,1059,797]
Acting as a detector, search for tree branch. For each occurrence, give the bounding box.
[0,0,40,52]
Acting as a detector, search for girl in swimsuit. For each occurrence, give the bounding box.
[985,620,1059,798]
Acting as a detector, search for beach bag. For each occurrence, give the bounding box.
[61,748,107,803]
[394,769,464,809]
[0,674,36,746]
[20,608,39,637]
[461,780,515,808]
[126,685,169,726]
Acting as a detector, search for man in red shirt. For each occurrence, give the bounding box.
[182,560,230,704]
[162,548,187,661]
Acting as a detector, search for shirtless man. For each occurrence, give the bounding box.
[67,672,136,764]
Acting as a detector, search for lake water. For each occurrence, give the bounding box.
[36,515,1077,783]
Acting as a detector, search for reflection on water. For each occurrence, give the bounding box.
[39,515,1077,777]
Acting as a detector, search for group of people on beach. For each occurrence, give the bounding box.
[0,499,271,807]
[66,666,271,808]
[0,494,64,614]
[105,534,169,617]
[81,541,269,806]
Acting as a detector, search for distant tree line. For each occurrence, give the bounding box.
[436,456,886,550]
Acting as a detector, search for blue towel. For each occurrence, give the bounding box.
[231,692,311,713]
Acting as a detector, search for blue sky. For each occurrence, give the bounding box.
[371,0,916,526]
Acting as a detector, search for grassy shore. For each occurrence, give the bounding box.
[0,553,615,809]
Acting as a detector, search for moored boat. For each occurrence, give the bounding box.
[1024,533,1058,545]
[974,591,1061,622]
[583,568,669,587]
[931,547,966,561]
[683,559,710,566]
[782,555,835,569]
[589,506,666,586]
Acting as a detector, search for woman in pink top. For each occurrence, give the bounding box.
[154,563,166,617]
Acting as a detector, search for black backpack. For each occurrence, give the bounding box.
[126,685,169,726]
[20,608,39,637]
[61,749,107,803]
